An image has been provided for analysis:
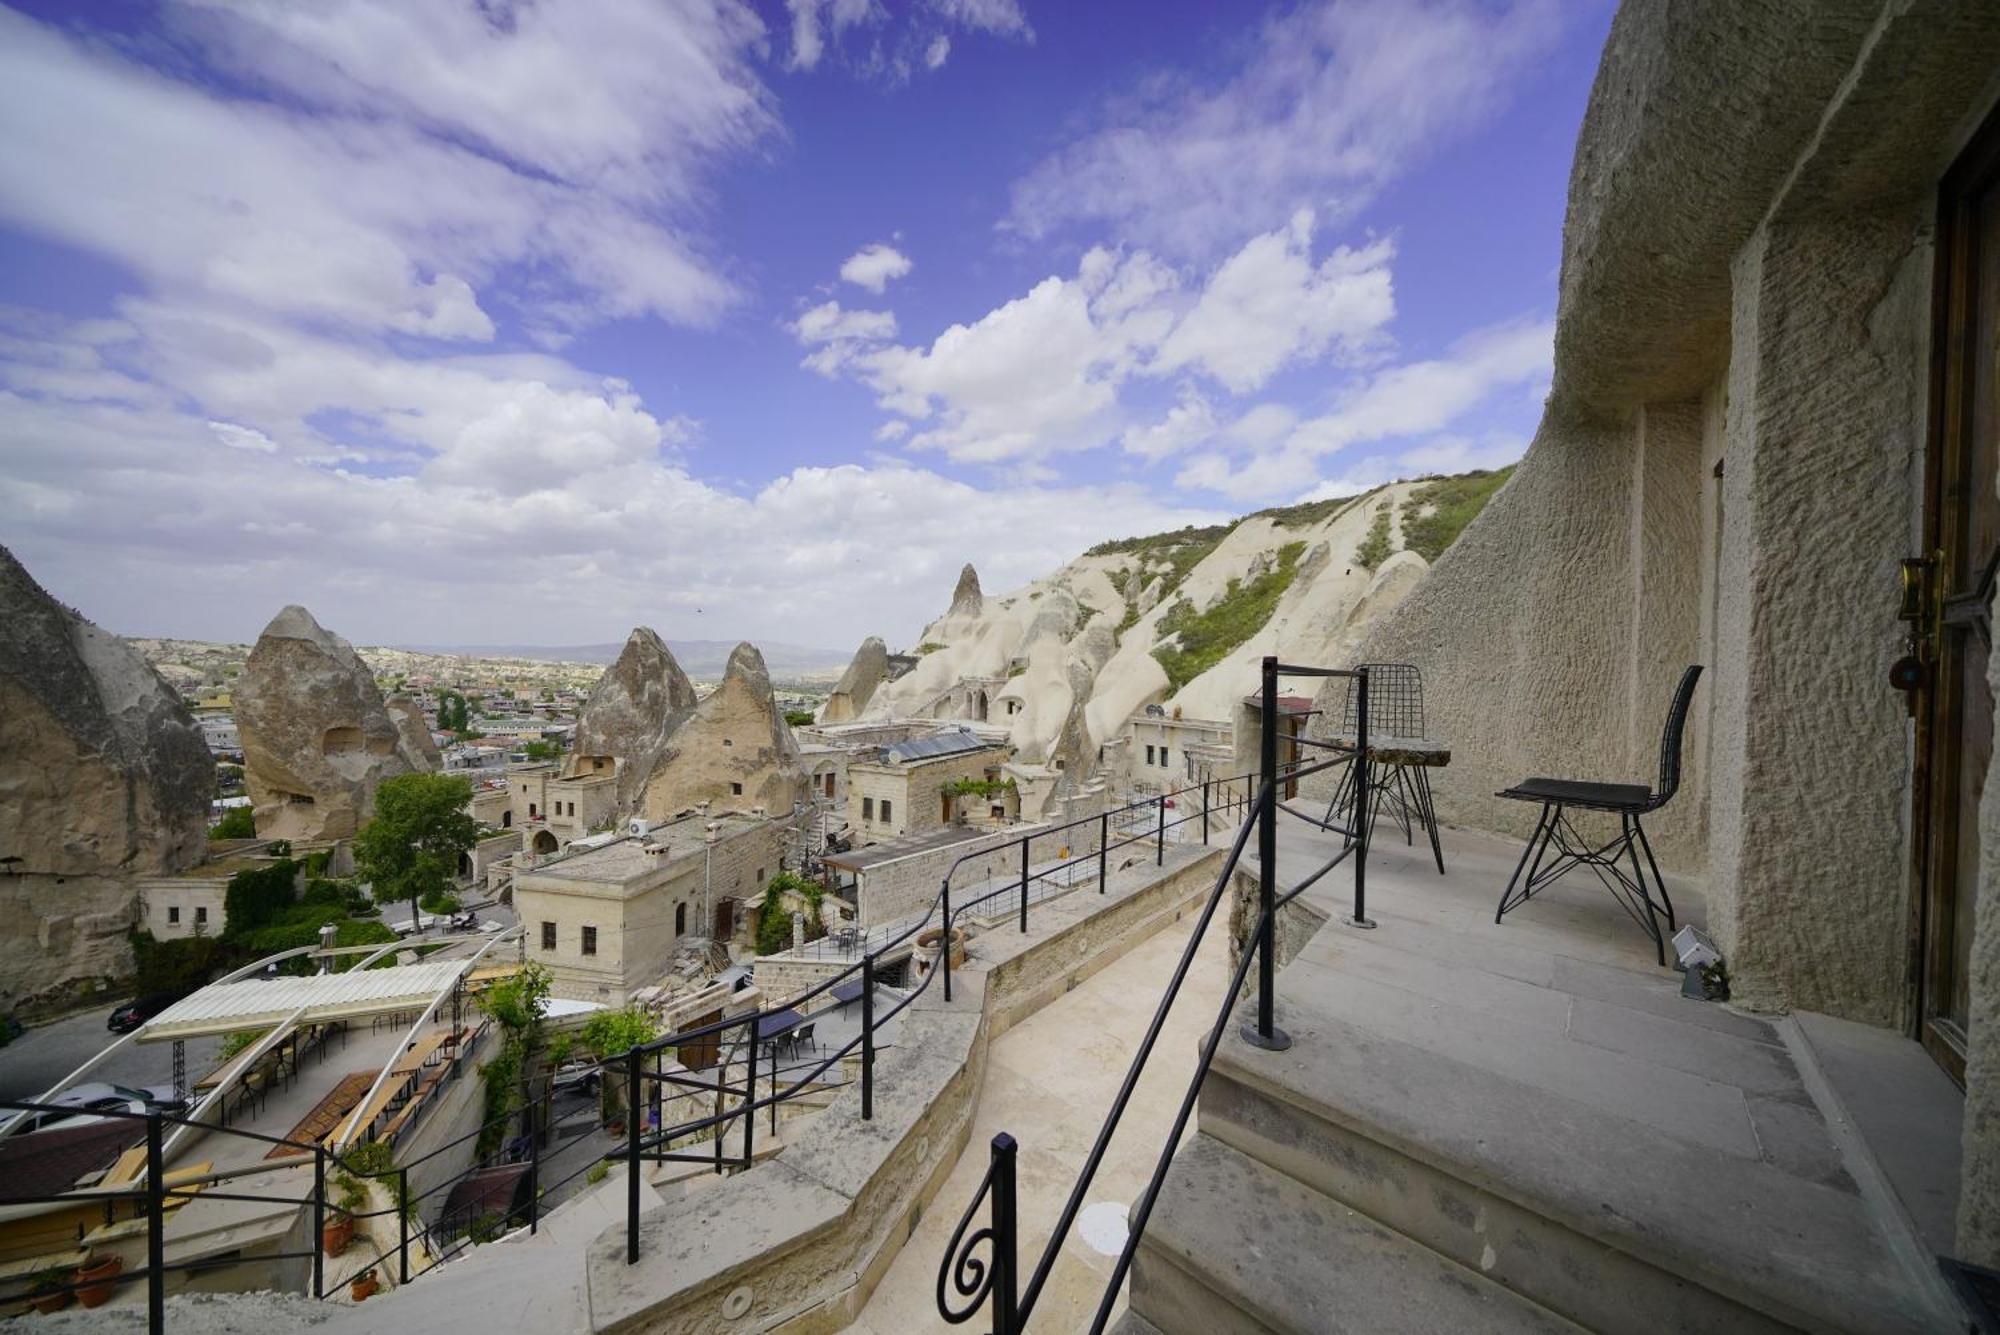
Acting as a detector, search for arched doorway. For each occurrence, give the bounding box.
[502,810,513,828]
[675,902,687,937]
[533,829,558,855]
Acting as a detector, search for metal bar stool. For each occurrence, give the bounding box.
[1493,666,1701,965]
[1321,663,1451,873]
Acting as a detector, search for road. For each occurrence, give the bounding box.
[0,1004,222,1103]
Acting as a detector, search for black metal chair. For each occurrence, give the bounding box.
[1321,663,1451,874]
[1492,665,1701,965]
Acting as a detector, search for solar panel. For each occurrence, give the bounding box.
[883,730,989,763]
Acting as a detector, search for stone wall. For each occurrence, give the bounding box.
[854,823,1048,927]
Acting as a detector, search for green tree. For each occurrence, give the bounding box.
[580,1004,660,1125]
[522,739,562,761]
[210,805,255,840]
[783,709,816,727]
[475,963,553,1155]
[353,772,479,930]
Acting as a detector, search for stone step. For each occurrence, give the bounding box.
[1106,1309,1165,1335]
[1130,1132,1583,1335]
[1201,971,1948,1335]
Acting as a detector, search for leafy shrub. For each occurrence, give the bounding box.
[130,932,226,996]
[1397,465,1515,561]
[1353,505,1393,570]
[754,871,825,956]
[209,806,255,840]
[1151,543,1307,691]
[783,709,816,727]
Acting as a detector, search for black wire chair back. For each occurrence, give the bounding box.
[1649,665,1703,811]
[1336,662,1426,738]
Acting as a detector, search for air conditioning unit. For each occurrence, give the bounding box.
[628,817,653,839]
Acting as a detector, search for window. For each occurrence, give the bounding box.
[757,868,766,883]
[195,906,208,926]
[541,921,556,951]
[675,903,687,935]
[863,796,875,820]
[1145,744,1155,765]
[1160,748,1170,768]
[881,798,893,823]
[167,906,180,925]
[529,802,538,818]
[581,926,597,956]
[731,781,743,796]
[722,738,733,747]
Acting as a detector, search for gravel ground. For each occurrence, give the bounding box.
[5,1291,329,1333]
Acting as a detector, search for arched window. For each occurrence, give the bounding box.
[502,810,513,828]
[676,902,687,936]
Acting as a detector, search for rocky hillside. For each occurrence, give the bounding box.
[836,467,1513,771]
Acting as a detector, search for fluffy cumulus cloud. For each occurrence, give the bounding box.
[839,243,915,293]
[791,211,1402,469]
[1006,0,1559,257]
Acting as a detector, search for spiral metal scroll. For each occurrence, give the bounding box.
[937,1173,998,1324]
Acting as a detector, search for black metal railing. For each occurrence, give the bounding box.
[935,658,1373,1333]
[607,765,1267,1265]
[0,1031,630,1331]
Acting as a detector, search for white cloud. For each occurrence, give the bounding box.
[839,243,915,293]
[785,0,882,72]
[1150,212,1393,393]
[0,5,767,341]
[790,300,899,377]
[209,421,279,454]
[1006,0,1560,257]
[925,35,952,69]
[785,0,1026,79]
[1121,388,1216,461]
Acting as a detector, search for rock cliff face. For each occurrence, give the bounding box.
[566,628,699,810]
[639,643,806,821]
[0,546,213,1012]
[236,605,418,841]
[949,563,983,618]
[818,636,889,724]
[386,695,442,772]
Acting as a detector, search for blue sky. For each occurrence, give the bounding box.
[0,0,1611,650]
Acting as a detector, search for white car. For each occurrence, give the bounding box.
[12,1082,186,1135]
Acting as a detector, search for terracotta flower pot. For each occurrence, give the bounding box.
[350,1269,379,1301]
[29,1288,71,1314]
[322,1213,355,1257]
[73,1254,123,1309]
[915,926,966,972]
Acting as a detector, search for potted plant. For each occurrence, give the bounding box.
[26,1268,70,1314]
[72,1253,123,1308]
[321,1172,368,1257]
[349,1266,379,1301]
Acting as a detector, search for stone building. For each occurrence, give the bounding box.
[512,812,792,1002]
[845,729,1011,842]
[1300,0,2000,1277]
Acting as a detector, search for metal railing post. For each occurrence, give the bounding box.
[145,1110,164,1335]
[1098,811,1108,893]
[400,1167,412,1280]
[1018,835,1030,932]
[992,1132,1018,1334]
[1202,779,1210,844]
[526,1101,539,1238]
[1156,794,1166,864]
[625,1049,640,1264]
[942,879,954,1002]
[770,1039,780,1137]
[1349,666,1376,930]
[1244,655,1291,1051]
[743,1036,756,1170]
[312,1145,326,1299]
[861,952,876,1121]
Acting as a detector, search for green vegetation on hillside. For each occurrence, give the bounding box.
[1251,490,1373,530]
[1354,505,1393,570]
[1086,522,1234,558]
[1398,465,1515,562]
[1151,542,1307,691]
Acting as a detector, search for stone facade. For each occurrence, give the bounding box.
[1292,0,2000,1269]
[846,744,1008,842]
[236,605,423,841]
[0,546,214,1012]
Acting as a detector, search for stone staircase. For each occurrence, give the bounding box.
[1121,882,1963,1335]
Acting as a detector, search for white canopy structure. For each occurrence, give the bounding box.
[136,961,466,1042]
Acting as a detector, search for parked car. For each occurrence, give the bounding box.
[107,992,181,1033]
[11,1082,187,1135]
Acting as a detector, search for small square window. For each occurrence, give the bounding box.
[581,926,597,957]
[757,868,766,883]
[1145,744,1155,765]
[863,796,874,820]
[881,799,893,823]
[168,906,180,924]
[541,921,556,951]
[195,906,208,925]
[731,781,743,796]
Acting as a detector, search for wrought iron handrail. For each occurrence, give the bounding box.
[935,658,1372,1333]
[609,761,1292,1263]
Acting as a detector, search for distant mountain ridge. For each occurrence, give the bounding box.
[399,639,852,677]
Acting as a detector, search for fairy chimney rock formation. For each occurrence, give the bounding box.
[565,627,698,808]
[236,605,415,841]
[819,636,889,724]
[0,545,214,1011]
[386,695,442,772]
[949,563,983,618]
[639,642,806,821]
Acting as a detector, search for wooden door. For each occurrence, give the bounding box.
[1915,105,2000,1084]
